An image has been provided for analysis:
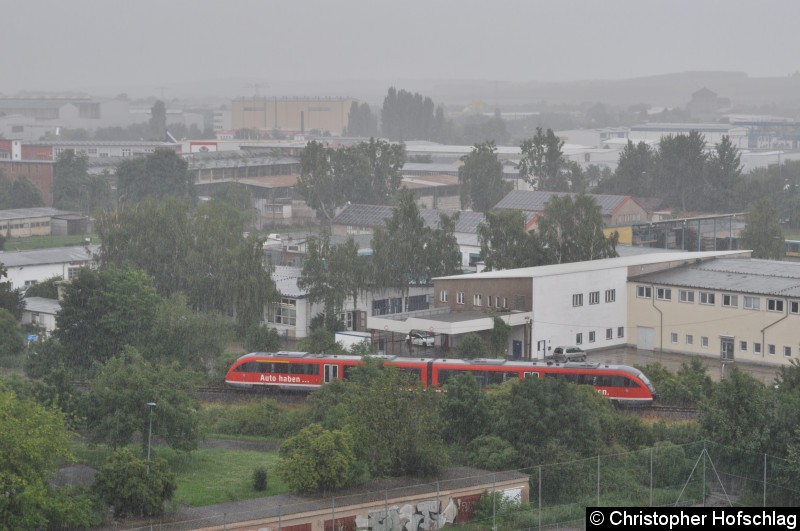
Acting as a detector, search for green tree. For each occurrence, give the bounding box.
[381,87,444,141]
[700,367,778,454]
[477,210,546,271]
[739,197,784,260]
[149,100,167,141]
[597,140,655,196]
[488,316,511,358]
[9,177,44,208]
[245,324,281,352]
[0,308,25,358]
[654,131,708,211]
[344,101,378,137]
[537,193,618,264]
[83,347,201,451]
[705,135,742,212]
[92,447,176,518]
[0,386,78,529]
[296,141,348,221]
[348,138,406,204]
[371,189,460,293]
[146,294,232,368]
[440,372,490,445]
[343,362,447,477]
[456,332,488,359]
[20,275,61,299]
[459,141,512,212]
[53,150,89,211]
[116,149,194,203]
[489,376,611,465]
[519,128,568,191]
[0,264,25,319]
[276,424,358,493]
[298,232,368,328]
[54,266,161,371]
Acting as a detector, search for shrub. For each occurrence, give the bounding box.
[252,467,268,491]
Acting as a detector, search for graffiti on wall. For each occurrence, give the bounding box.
[354,497,459,531]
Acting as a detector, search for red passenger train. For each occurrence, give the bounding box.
[225,352,657,404]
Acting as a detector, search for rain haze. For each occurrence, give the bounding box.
[4,0,800,101]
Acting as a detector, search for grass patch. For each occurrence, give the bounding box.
[161,447,289,506]
[72,443,290,507]
[5,233,99,251]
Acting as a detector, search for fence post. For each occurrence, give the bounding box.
[492,472,497,531]
[538,465,542,531]
[597,455,601,506]
[650,447,654,507]
[763,453,767,507]
[332,496,336,529]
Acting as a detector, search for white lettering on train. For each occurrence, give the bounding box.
[259,374,301,383]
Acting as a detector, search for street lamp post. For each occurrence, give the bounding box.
[146,402,156,475]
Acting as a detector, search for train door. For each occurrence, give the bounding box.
[512,340,522,360]
[523,372,539,379]
[720,337,734,361]
[323,364,339,384]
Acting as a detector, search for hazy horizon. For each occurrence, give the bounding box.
[3,0,799,101]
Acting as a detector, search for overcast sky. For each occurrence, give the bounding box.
[3,0,799,97]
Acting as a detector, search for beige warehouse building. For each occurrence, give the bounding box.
[232,96,355,135]
[628,256,800,366]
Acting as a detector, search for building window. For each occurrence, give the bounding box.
[439,290,448,303]
[572,293,583,307]
[785,346,792,357]
[617,326,624,338]
[700,292,715,305]
[701,336,709,348]
[589,291,599,305]
[515,295,525,310]
[487,296,493,307]
[576,333,583,345]
[754,342,762,354]
[768,344,776,355]
[589,331,596,343]
[67,266,82,280]
[501,297,507,308]
[767,299,784,312]
[496,296,502,308]
[606,328,613,340]
[744,296,760,310]
[686,334,693,345]
[679,290,695,303]
[670,332,678,344]
[269,297,296,326]
[636,286,652,298]
[605,289,615,303]
[473,294,482,306]
[656,287,672,301]
[722,294,738,308]
[457,292,464,304]
[791,301,799,314]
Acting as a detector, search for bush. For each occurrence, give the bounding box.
[252,467,268,491]
[245,325,281,352]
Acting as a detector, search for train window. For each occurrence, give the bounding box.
[272,363,289,374]
[486,371,519,385]
[235,362,259,372]
[290,363,320,375]
[595,375,613,387]
[398,367,422,380]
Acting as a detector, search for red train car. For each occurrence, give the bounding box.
[430,358,655,404]
[225,351,433,390]
[225,352,656,404]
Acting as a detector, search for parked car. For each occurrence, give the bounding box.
[409,330,434,347]
[549,346,586,362]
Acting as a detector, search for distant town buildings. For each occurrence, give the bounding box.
[231,96,356,136]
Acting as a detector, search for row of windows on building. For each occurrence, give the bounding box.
[440,290,525,311]
[575,326,625,346]
[668,332,794,357]
[266,295,431,327]
[0,220,50,230]
[636,285,800,314]
[572,289,616,307]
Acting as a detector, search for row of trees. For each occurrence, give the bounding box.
[0,170,44,209]
[297,138,406,220]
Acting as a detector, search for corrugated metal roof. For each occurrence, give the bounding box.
[23,296,61,314]
[0,207,71,221]
[629,258,800,297]
[272,265,305,298]
[0,245,98,267]
[493,190,629,216]
[332,204,486,234]
[436,250,746,280]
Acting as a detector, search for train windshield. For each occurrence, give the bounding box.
[636,371,656,393]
